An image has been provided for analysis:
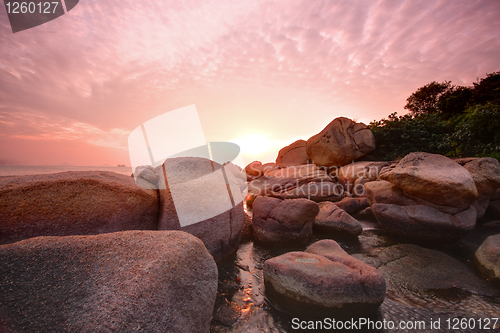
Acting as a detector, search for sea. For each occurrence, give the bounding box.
[0,165,133,177]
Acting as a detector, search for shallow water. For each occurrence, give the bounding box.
[211,217,500,333]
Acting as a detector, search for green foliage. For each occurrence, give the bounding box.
[369,113,453,161]
[451,103,500,157]
[404,81,452,115]
[470,71,500,106]
[370,71,500,161]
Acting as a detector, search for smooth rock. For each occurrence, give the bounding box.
[244,161,279,179]
[315,201,362,236]
[133,165,159,189]
[335,196,370,214]
[365,180,466,215]
[306,117,376,167]
[157,157,245,263]
[252,197,319,245]
[247,164,344,202]
[371,203,476,242]
[0,171,158,245]
[380,152,478,211]
[275,140,309,167]
[475,234,500,283]
[0,230,218,333]
[263,239,385,318]
[463,158,500,219]
[354,243,498,297]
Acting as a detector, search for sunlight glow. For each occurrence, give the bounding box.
[231,134,278,156]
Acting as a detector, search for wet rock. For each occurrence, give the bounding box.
[263,239,385,318]
[157,157,245,263]
[306,117,376,167]
[275,140,309,167]
[463,158,500,219]
[212,296,242,327]
[354,243,499,297]
[0,171,158,245]
[380,152,478,211]
[371,203,476,243]
[252,197,319,245]
[241,210,253,241]
[475,234,500,283]
[0,230,218,333]
[314,201,362,236]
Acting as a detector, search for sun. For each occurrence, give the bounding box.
[231,134,277,156]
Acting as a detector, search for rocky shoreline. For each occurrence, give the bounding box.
[1,116,500,332]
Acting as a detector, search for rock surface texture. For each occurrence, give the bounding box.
[275,140,309,167]
[306,117,376,167]
[263,240,385,318]
[366,152,480,243]
[156,157,245,263]
[252,196,319,245]
[0,230,218,333]
[462,158,500,219]
[0,171,159,245]
[475,234,500,283]
[379,152,478,211]
[314,201,362,236]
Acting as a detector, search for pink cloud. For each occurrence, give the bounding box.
[0,0,499,165]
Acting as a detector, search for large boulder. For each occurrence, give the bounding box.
[156,157,245,263]
[252,196,319,245]
[354,244,499,304]
[475,234,500,283]
[365,180,465,215]
[0,171,158,245]
[275,140,309,167]
[0,230,218,333]
[263,240,385,318]
[306,117,376,167]
[314,201,362,236]
[462,158,500,219]
[371,203,476,243]
[380,152,478,211]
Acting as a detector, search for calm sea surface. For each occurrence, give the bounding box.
[0,165,133,177]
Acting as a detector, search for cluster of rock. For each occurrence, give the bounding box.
[0,157,246,264]
[3,114,500,330]
[364,153,500,242]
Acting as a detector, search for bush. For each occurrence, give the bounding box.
[451,103,500,158]
[370,71,500,162]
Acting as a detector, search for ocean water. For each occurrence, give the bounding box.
[0,165,133,177]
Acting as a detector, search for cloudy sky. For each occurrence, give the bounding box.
[1,0,499,166]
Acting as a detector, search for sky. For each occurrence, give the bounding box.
[0,0,499,166]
